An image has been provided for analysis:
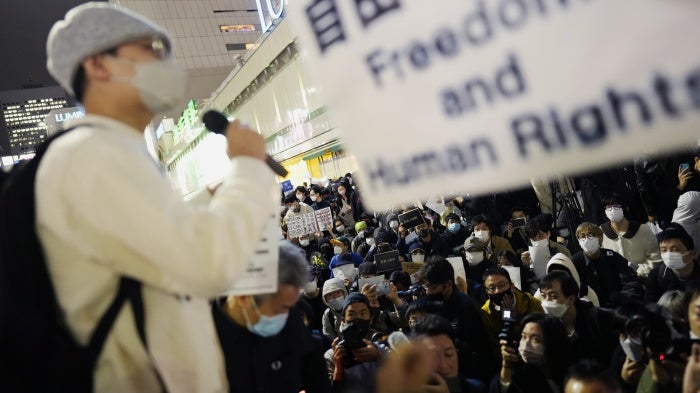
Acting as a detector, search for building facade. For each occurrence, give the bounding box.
[109,0,281,101]
[0,86,72,166]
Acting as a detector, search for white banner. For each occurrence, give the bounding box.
[288,0,700,210]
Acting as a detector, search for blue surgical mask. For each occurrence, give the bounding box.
[448,223,461,233]
[242,298,289,338]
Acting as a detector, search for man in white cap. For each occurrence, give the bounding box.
[37,2,275,392]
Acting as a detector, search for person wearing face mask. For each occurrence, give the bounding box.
[539,271,619,369]
[412,315,487,393]
[480,268,543,356]
[309,184,331,211]
[330,254,359,290]
[335,181,361,229]
[442,213,471,252]
[600,194,661,275]
[521,214,571,273]
[496,251,539,295]
[31,4,277,392]
[419,260,495,381]
[383,213,401,245]
[495,313,573,393]
[321,278,349,341]
[400,221,451,260]
[326,293,383,393]
[351,221,372,254]
[283,192,315,226]
[534,253,601,307]
[295,234,320,261]
[471,214,515,264]
[328,237,364,277]
[295,185,314,206]
[645,223,700,303]
[302,267,327,334]
[464,237,495,285]
[570,223,636,307]
[213,242,331,393]
[505,207,531,255]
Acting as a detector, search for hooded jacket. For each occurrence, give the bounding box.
[534,253,600,307]
[321,278,347,341]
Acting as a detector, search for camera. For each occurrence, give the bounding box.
[337,321,369,368]
[510,218,527,229]
[397,284,426,301]
[498,308,518,349]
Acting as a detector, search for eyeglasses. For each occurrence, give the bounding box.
[577,234,598,241]
[604,204,622,210]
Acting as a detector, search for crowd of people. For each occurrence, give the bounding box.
[273,148,700,393]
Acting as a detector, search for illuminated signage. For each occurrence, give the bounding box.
[256,0,286,33]
[54,110,85,123]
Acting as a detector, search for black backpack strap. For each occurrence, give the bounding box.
[86,277,146,364]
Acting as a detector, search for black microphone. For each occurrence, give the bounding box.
[202,110,288,177]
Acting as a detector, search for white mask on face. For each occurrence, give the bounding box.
[473,230,490,243]
[333,246,343,255]
[333,265,357,282]
[335,225,345,233]
[299,238,310,247]
[606,207,625,223]
[531,238,549,248]
[358,231,366,239]
[303,280,317,293]
[296,193,304,201]
[389,220,399,230]
[662,251,690,270]
[411,253,425,263]
[327,298,344,311]
[620,337,645,362]
[366,238,375,246]
[518,340,546,366]
[578,237,600,254]
[110,57,186,115]
[541,300,569,318]
[466,251,485,266]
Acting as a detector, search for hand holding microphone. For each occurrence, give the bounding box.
[202,110,288,177]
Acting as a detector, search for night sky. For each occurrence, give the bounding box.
[0,0,105,91]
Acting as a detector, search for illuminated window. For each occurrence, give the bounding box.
[219,24,256,33]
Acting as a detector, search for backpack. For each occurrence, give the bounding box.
[0,130,148,392]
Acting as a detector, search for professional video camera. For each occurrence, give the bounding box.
[617,302,698,363]
[397,284,427,301]
[337,321,370,369]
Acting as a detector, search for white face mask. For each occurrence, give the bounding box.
[366,238,375,246]
[606,207,625,223]
[466,251,485,266]
[299,238,310,247]
[558,228,570,238]
[389,220,399,230]
[332,265,357,282]
[662,251,690,270]
[333,246,343,255]
[473,230,490,243]
[296,193,305,201]
[358,231,366,239]
[578,236,600,254]
[303,280,317,293]
[328,298,344,311]
[411,253,425,263]
[541,300,569,318]
[620,337,645,362]
[335,225,345,233]
[518,340,546,366]
[110,57,186,115]
[531,238,549,248]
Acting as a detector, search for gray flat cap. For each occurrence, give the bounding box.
[47,2,172,96]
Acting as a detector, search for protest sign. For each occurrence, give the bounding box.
[398,208,425,230]
[287,207,334,237]
[447,257,466,284]
[225,213,280,296]
[358,275,386,291]
[528,245,551,279]
[288,1,700,210]
[425,196,446,215]
[401,262,424,275]
[375,250,401,273]
[314,207,334,231]
[504,266,522,291]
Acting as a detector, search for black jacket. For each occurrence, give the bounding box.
[572,248,635,307]
[212,302,332,393]
[441,227,471,254]
[488,364,560,393]
[570,300,620,368]
[646,260,700,303]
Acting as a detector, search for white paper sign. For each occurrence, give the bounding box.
[288,1,700,210]
[315,207,334,231]
[447,257,466,284]
[225,213,280,296]
[425,196,447,215]
[503,266,522,292]
[528,245,551,279]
